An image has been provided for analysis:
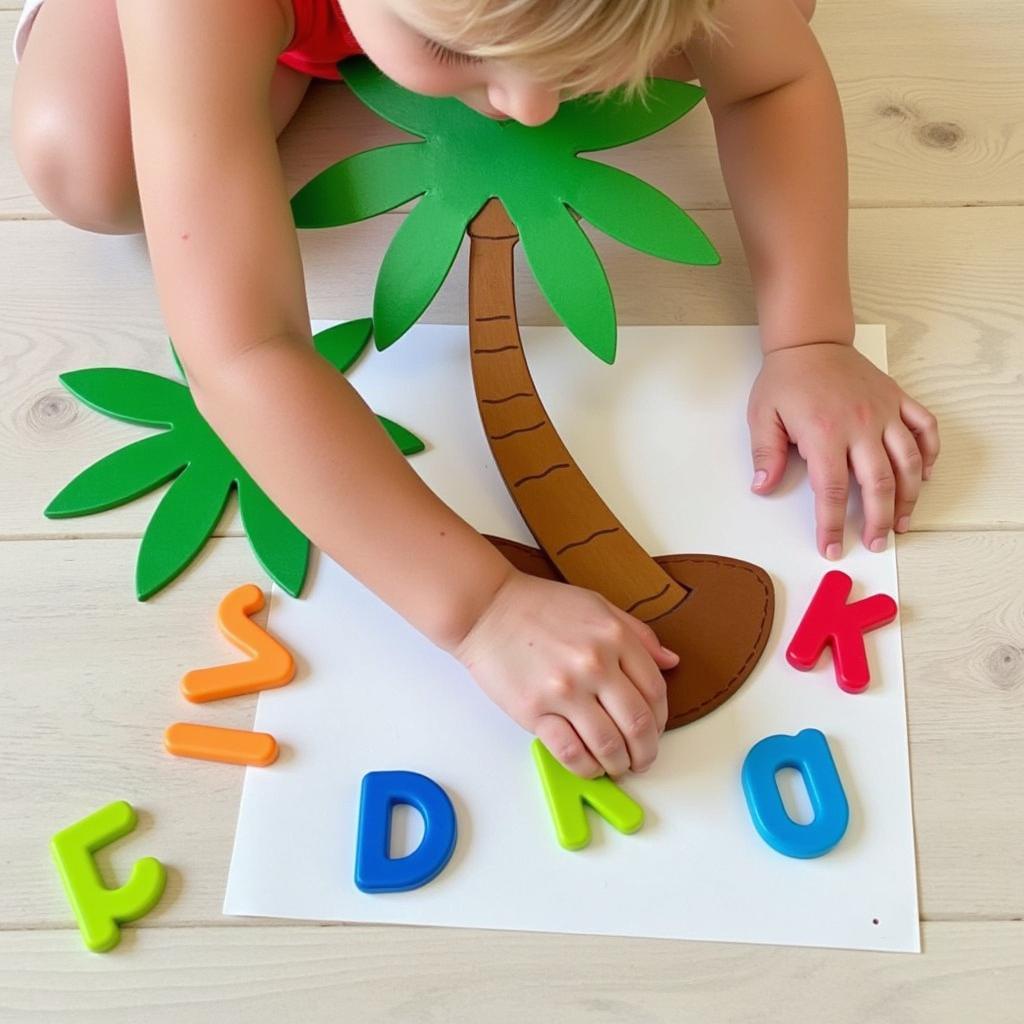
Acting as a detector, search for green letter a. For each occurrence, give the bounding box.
[531,739,645,851]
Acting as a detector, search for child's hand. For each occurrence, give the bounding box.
[747,341,940,558]
[454,570,678,778]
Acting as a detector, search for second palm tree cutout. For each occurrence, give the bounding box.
[45,319,425,600]
[294,58,775,730]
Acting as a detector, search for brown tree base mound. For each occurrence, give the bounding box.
[485,536,775,730]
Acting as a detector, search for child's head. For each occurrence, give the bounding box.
[340,0,717,126]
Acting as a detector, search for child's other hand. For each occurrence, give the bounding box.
[454,570,678,779]
[747,341,940,558]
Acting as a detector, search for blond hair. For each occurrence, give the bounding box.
[392,0,719,98]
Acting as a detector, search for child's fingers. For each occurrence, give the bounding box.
[608,606,671,730]
[748,407,791,494]
[900,396,940,480]
[569,701,631,778]
[617,641,668,733]
[611,606,678,669]
[598,677,661,772]
[806,444,850,560]
[849,440,897,551]
[534,713,603,778]
[882,420,924,533]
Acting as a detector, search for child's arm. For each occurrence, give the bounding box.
[687,0,939,556]
[116,0,674,777]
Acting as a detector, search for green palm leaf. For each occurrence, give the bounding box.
[236,475,309,598]
[541,79,707,153]
[313,317,374,373]
[301,62,714,356]
[292,143,428,228]
[510,198,617,363]
[135,460,233,601]
[169,340,186,382]
[341,57,480,138]
[50,331,427,600]
[373,192,478,349]
[45,430,187,518]
[60,368,192,427]
[377,416,426,455]
[567,160,719,265]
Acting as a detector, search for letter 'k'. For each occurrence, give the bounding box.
[786,571,898,693]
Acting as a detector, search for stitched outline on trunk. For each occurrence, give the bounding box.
[657,554,773,722]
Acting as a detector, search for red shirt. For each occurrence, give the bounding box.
[278,0,364,80]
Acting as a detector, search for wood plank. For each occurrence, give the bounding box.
[0,922,1020,1023]
[815,0,1024,208]
[3,2,1023,219]
[1,532,1021,928]
[896,531,1024,919]
[2,206,1021,539]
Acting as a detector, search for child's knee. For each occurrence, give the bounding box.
[13,99,139,235]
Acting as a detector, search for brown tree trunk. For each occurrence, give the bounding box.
[466,200,688,623]
[467,199,774,729]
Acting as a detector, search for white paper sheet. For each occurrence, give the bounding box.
[224,324,920,952]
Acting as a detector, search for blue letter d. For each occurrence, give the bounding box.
[355,771,458,893]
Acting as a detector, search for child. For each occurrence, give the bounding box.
[12,0,939,780]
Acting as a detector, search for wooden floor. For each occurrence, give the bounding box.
[2,2,1022,1020]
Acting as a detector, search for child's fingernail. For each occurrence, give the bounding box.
[752,470,768,489]
[660,645,679,661]
[896,516,910,533]
[870,535,888,553]
[826,542,842,561]
[923,465,932,481]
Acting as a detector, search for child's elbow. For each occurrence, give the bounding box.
[179,349,234,420]
[183,331,300,419]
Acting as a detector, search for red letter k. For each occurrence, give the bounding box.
[786,571,898,693]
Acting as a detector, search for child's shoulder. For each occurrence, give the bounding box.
[679,0,821,105]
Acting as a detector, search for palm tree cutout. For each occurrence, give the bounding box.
[293,58,775,730]
[45,318,425,601]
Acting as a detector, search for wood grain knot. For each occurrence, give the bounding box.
[983,643,1023,692]
[916,121,965,150]
[878,103,913,120]
[27,389,78,432]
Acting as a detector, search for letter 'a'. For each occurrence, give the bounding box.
[741,729,849,859]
